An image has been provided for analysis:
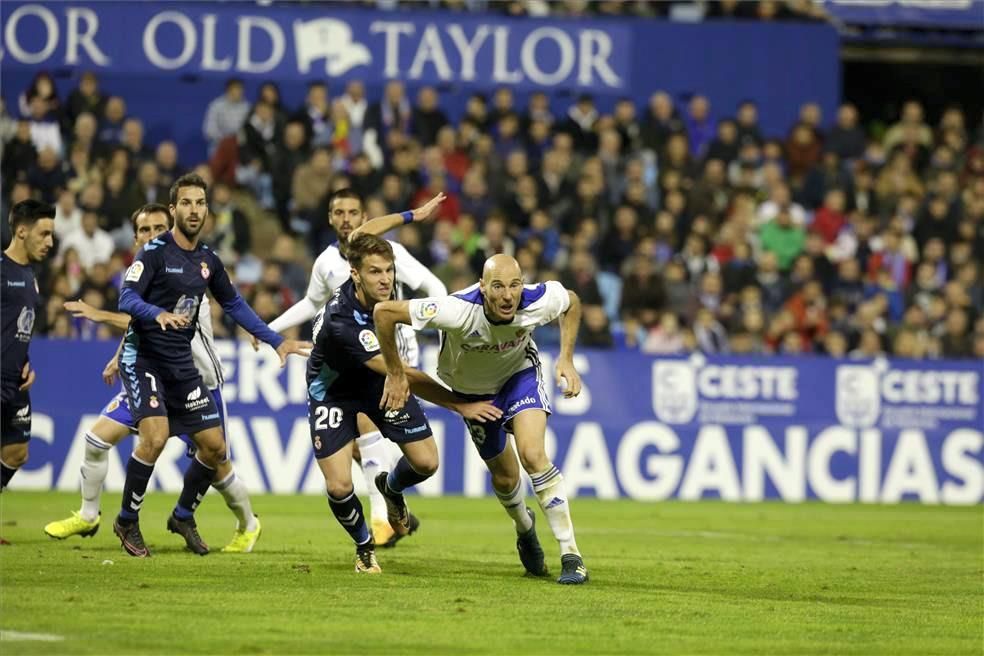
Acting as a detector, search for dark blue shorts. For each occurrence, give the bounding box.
[308,395,431,459]
[454,366,551,461]
[101,386,227,453]
[118,357,222,437]
[1,386,31,446]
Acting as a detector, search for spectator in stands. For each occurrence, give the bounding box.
[154,141,181,188]
[884,100,933,152]
[621,254,666,344]
[27,92,63,158]
[735,100,763,146]
[65,71,106,128]
[54,188,82,241]
[98,96,127,144]
[684,95,715,157]
[121,118,152,165]
[61,209,114,271]
[203,79,250,154]
[368,79,411,151]
[560,94,599,154]
[641,91,686,156]
[293,81,331,148]
[411,86,449,147]
[827,103,866,161]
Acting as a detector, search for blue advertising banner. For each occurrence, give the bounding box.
[0,3,839,161]
[9,340,983,505]
[823,1,984,29]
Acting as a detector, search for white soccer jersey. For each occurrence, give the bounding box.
[301,241,446,366]
[408,281,571,395]
[191,295,223,390]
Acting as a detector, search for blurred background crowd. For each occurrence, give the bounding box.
[1,2,982,360]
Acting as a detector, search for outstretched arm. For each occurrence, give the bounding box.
[350,193,447,241]
[555,290,582,399]
[65,299,132,331]
[364,357,501,423]
[372,300,413,411]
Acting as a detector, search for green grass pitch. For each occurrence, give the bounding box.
[0,492,981,655]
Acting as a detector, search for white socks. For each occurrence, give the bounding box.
[495,478,534,533]
[213,471,258,532]
[79,432,111,522]
[530,465,580,556]
[356,431,390,522]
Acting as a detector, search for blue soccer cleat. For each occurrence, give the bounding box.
[557,553,589,585]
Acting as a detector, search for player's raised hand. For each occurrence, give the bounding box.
[18,361,35,391]
[454,400,503,423]
[64,299,97,321]
[411,192,447,223]
[555,358,582,399]
[380,372,410,412]
[102,356,120,386]
[275,339,313,367]
[156,311,189,331]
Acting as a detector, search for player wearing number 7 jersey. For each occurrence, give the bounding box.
[373,254,590,584]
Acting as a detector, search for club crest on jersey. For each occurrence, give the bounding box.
[359,329,379,352]
[106,398,120,413]
[200,262,210,279]
[16,307,35,338]
[416,301,438,320]
[149,395,160,409]
[125,261,144,282]
[173,295,199,319]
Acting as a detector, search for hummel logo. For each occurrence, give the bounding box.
[544,497,565,509]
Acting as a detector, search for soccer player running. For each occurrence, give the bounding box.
[268,189,448,547]
[306,232,500,573]
[112,174,310,558]
[44,204,262,553]
[374,254,590,584]
[1,200,55,542]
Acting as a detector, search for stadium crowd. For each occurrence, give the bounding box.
[1,64,982,359]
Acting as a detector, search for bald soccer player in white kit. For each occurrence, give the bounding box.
[373,254,589,584]
[267,189,447,546]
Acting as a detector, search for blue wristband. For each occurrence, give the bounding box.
[401,210,414,224]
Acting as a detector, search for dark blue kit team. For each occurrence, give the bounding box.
[118,230,280,435]
[307,279,431,458]
[1,200,54,496]
[1,255,40,446]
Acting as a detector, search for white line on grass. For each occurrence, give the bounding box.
[0,630,65,642]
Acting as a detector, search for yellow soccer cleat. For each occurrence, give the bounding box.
[220,516,262,553]
[44,511,100,540]
[355,545,381,574]
[371,518,395,547]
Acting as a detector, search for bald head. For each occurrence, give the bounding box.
[483,254,522,283]
[480,254,524,322]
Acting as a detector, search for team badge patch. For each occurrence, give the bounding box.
[106,398,120,413]
[416,301,438,320]
[313,437,322,451]
[200,262,210,279]
[359,329,379,352]
[125,261,144,282]
[149,395,160,409]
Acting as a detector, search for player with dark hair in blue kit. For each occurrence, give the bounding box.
[114,173,310,558]
[1,200,55,532]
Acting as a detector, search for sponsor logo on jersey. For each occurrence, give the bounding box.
[15,405,30,418]
[125,261,144,282]
[165,266,185,274]
[416,301,438,320]
[185,386,210,411]
[201,412,220,421]
[507,395,537,414]
[200,262,210,279]
[6,280,25,287]
[359,329,379,352]
[16,307,35,340]
[383,409,410,425]
[404,425,428,435]
[460,335,527,353]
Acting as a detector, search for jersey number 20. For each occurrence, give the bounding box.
[314,406,343,430]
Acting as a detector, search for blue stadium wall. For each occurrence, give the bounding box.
[10,340,983,504]
[1,2,840,163]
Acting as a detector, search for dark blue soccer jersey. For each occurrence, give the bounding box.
[306,279,385,402]
[120,230,280,367]
[1,254,40,397]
